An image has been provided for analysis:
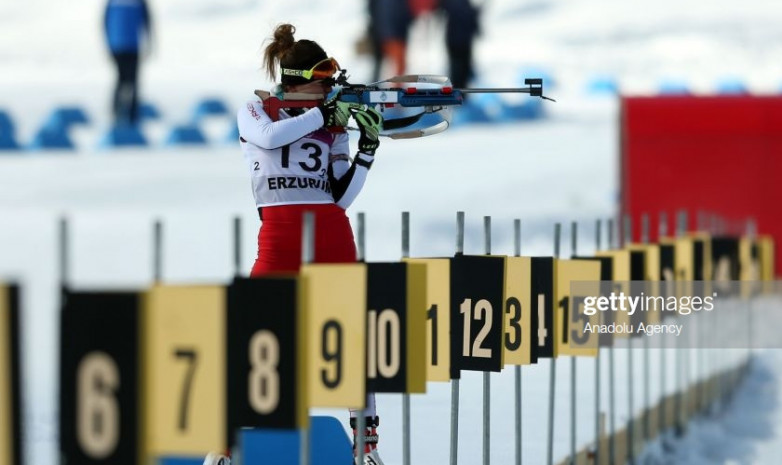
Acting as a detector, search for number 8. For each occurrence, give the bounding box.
[248,330,280,414]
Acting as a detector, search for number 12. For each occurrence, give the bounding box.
[460,298,492,358]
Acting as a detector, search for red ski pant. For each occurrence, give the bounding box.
[250,203,357,276]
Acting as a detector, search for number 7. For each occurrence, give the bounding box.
[173,348,198,431]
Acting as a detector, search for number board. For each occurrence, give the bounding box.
[404,258,451,383]
[227,277,305,438]
[503,257,531,366]
[758,236,775,282]
[60,291,139,465]
[405,262,427,392]
[711,237,740,281]
[142,285,226,458]
[711,237,739,297]
[449,255,505,377]
[628,244,662,324]
[594,250,632,338]
[628,248,648,330]
[659,239,677,319]
[630,249,646,280]
[672,237,696,300]
[673,237,695,281]
[0,284,22,465]
[690,233,713,282]
[300,264,367,409]
[659,239,676,282]
[555,260,601,357]
[530,257,554,361]
[573,256,614,347]
[739,237,761,286]
[365,262,426,393]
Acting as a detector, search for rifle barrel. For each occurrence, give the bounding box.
[457,88,533,93]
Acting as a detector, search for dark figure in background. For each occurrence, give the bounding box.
[441,0,480,88]
[366,0,479,88]
[368,0,413,81]
[104,0,152,125]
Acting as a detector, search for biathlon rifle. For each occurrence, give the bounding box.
[255,70,554,139]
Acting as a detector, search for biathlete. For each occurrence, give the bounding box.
[203,23,385,465]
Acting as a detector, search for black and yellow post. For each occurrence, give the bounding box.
[59,290,141,465]
[529,257,555,363]
[365,261,427,394]
[627,241,661,325]
[503,255,532,367]
[674,211,694,435]
[758,235,775,284]
[711,236,740,284]
[504,222,531,465]
[545,224,561,465]
[0,283,22,465]
[739,233,762,296]
[636,214,662,444]
[690,232,713,282]
[449,250,505,377]
[709,234,740,414]
[505,219,528,465]
[558,221,601,465]
[570,219,609,465]
[555,260,601,358]
[592,234,632,464]
[689,228,712,418]
[226,275,307,441]
[593,248,632,333]
[300,262,367,409]
[140,285,227,460]
[671,232,695,286]
[404,257,451,383]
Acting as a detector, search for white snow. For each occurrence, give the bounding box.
[1,0,781,464]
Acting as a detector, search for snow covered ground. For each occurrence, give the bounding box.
[1,0,782,464]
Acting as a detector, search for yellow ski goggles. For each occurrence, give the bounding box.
[281,57,340,81]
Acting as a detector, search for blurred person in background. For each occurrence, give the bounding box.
[103,0,152,125]
[202,23,385,465]
[362,0,480,88]
[442,0,481,88]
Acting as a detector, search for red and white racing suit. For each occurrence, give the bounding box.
[237,98,374,275]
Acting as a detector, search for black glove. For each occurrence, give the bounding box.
[317,91,353,127]
[350,106,383,155]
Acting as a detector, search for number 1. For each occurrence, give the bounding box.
[558,296,569,344]
[427,304,438,365]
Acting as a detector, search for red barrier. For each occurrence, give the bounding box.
[620,96,782,276]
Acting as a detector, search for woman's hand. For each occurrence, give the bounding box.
[350,107,383,155]
[318,91,354,127]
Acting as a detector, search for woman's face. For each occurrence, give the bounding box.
[288,79,332,95]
